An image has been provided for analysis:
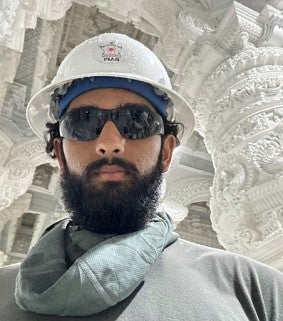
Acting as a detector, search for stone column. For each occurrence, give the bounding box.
[203,49,283,269]
[0,2,65,213]
[190,3,283,270]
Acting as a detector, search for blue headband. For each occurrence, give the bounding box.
[58,76,169,118]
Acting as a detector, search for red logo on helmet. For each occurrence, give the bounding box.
[100,42,122,62]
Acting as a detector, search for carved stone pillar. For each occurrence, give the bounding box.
[205,56,283,267]
[0,5,65,214]
[191,4,283,270]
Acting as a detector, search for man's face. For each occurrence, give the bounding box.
[54,88,175,234]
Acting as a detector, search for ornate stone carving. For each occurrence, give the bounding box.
[248,179,283,214]
[0,138,49,211]
[58,2,158,69]
[175,202,222,249]
[8,138,46,160]
[142,0,181,31]
[0,46,21,83]
[166,176,213,205]
[206,69,283,133]
[172,2,283,102]
[38,0,72,20]
[178,1,283,115]
[0,0,20,42]
[153,10,211,73]
[0,160,34,211]
[253,209,282,238]
[183,131,209,154]
[212,2,261,55]
[210,107,283,155]
[197,48,283,136]
[257,4,283,46]
[162,175,213,224]
[210,134,283,255]
[91,0,143,24]
[246,129,283,179]
[2,82,35,137]
[178,11,212,35]
[0,0,39,52]
[32,164,54,190]
[0,193,32,246]
[162,199,188,225]
[31,18,65,95]
[183,2,283,264]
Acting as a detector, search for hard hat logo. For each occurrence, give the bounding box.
[99,42,123,62]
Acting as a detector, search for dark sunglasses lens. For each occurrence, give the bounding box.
[115,108,164,139]
[59,106,164,141]
[59,108,104,140]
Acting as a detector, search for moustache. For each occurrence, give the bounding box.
[84,157,140,178]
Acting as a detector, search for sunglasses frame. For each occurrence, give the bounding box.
[59,104,165,141]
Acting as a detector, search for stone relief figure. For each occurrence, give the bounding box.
[253,210,282,240]
[247,121,283,179]
[210,156,249,251]
[211,132,283,253]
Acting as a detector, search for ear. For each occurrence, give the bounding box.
[161,135,176,173]
[53,138,65,173]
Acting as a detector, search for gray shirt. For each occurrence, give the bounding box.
[0,239,282,320]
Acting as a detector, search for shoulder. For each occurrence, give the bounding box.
[0,263,20,282]
[157,239,283,320]
[0,264,21,319]
[167,239,283,305]
[171,238,283,277]
[163,238,283,296]
[0,263,21,299]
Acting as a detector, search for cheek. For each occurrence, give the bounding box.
[127,138,161,174]
[62,141,96,174]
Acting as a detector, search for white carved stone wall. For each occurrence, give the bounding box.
[0,0,283,271]
[176,2,283,270]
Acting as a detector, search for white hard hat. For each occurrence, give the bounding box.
[26,33,194,142]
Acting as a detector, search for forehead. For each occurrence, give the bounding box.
[68,88,156,111]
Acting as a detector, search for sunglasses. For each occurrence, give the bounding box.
[59,104,165,141]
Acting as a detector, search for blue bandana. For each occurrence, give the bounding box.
[58,76,169,118]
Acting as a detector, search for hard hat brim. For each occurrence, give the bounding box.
[26,72,195,143]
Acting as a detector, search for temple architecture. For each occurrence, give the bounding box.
[0,0,283,272]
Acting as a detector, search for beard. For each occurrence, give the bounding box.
[59,148,163,235]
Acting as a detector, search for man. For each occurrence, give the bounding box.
[0,33,282,320]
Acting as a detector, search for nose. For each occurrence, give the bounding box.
[95,121,125,157]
